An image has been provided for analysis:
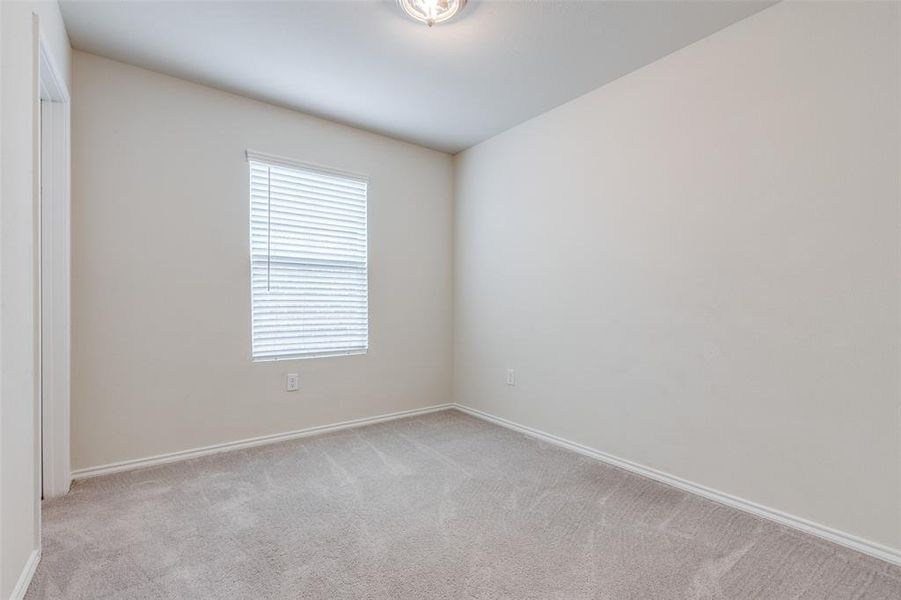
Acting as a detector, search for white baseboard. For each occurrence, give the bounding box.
[68,400,901,566]
[72,404,453,480]
[9,549,40,600]
[452,403,901,567]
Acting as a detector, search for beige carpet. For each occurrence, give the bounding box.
[27,409,901,599]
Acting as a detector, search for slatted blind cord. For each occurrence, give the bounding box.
[266,165,272,292]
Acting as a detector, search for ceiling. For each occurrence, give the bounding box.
[60,0,774,154]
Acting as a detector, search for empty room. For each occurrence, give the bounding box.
[1,0,900,598]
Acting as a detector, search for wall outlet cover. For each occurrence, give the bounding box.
[285,373,299,391]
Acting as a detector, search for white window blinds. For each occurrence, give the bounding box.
[248,151,368,361]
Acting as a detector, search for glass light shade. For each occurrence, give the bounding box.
[397,0,467,27]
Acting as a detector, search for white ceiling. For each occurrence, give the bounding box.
[60,0,774,154]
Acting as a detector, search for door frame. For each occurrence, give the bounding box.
[38,38,71,500]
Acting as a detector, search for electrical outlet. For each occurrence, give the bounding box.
[285,373,299,392]
[505,368,516,386]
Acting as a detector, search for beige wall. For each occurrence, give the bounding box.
[71,52,453,471]
[454,1,901,551]
[0,1,71,597]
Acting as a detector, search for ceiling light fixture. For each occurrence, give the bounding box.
[397,0,467,27]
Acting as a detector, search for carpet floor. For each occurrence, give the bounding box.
[27,409,901,599]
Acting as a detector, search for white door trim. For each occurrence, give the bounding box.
[38,39,71,500]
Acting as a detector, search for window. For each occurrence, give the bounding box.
[248,151,368,361]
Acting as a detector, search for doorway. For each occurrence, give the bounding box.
[38,41,71,500]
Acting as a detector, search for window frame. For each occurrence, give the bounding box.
[246,150,370,362]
